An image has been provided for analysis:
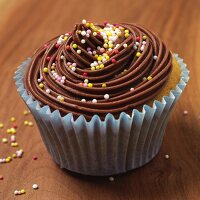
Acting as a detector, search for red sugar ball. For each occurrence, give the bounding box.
[136,36,140,41]
[112,59,116,63]
[114,49,119,54]
[46,56,51,61]
[33,156,38,160]
[83,72,88,77]
[13,124,17,129]
[66,45,70,50]
[55,43,60,48]
[103,21,108,26]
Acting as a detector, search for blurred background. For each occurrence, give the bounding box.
[0,0,198,64]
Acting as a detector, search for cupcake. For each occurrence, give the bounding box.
[15,20,189,176]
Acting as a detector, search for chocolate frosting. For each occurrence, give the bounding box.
[24,21,172,120]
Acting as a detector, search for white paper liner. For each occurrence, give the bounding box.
[14,54,189,176]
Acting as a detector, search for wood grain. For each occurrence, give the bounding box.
[0,0,200,199]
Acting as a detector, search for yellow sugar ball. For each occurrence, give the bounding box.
[24,121,29,126]
[23,110,29,115]
[97,56,102,61]
[12,153,17,158]
[6,129,11,134]
[125,33,130,38]
[136,52,141,57]
[91,66,96,71]
[143,35,147,40]
[102,83,107,88]
[88,83,93,88]
[117,32,121,37]
[39,83,44,88]
[0,123,3,128]
[43,67,48,73]
[147,76,153,81]
[105,55,110,60]
[125,29,129,33]
[60,97,64,102]
[72,44,78,49]
[10,117,16,122]
[96,66,100,70]
[108,44,113,48]
[20,189,26,194]
[100,64,104,69]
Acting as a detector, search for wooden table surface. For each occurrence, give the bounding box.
[0,0,200,199]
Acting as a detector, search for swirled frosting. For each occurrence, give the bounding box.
[25,20,172,120]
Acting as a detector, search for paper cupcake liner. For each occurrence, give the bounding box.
[14,54,189,176]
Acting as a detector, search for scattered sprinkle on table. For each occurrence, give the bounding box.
[10,117,16,122]
[24,120,29,125]
[14,189,26,195]
[165,154,170,159]
[109,176,114,181]
[0,123,3,128]
[12,123,18,129]
[2,138,8,143]
[0,108,36,196]
[183,110,188,115]
[33,156,38,160]
[32,184,39,190]
[28,121,33,126]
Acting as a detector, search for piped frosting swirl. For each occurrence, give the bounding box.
[25,20,172,120]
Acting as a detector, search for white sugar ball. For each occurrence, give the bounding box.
[32,184,39,190]
[82,19,86,24]
[72,63,77,67]
[135,42,140,46]
[71,66,76,71]
[81,31,86,36]
[46,89,50,93]
[81,39,86,44]
[140,46,145,51]
[84,79,89,83]
[92,99,97,103]
[153,55,158,60]
[104,94,109,100]
[165,154,169,159]
[77,50,81,54]
[133,45,137,50]
[123,43,128,48]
